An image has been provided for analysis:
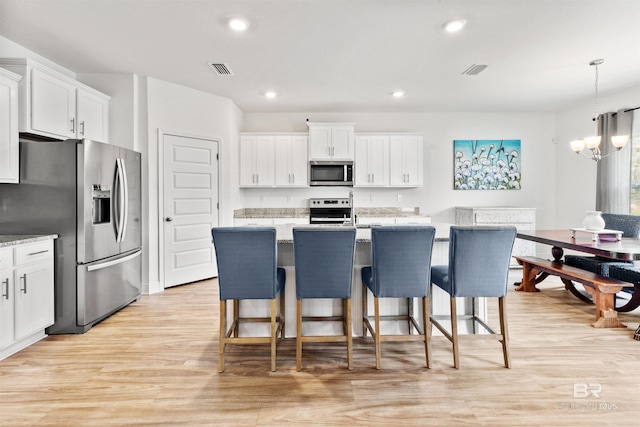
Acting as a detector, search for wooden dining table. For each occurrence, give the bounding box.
[516,229,640,262]
[514,229,640,328]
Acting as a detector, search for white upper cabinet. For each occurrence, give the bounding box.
[0,58,110,142]
[30,68,77,139]
[275,135,308,187]
[239,135,275,187]
[308,122,355,160]
[77,87,109,141]
[355,135,389,187]
[389,135,423,187]
[0,68,21,183]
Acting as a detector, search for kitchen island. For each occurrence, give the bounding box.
[232,224,485,337]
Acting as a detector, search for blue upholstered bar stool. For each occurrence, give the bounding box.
[211,227,286,372]
[361,226,436,369]
[564,213,640,305]
[431,226,516,368]
[293,227,357,371]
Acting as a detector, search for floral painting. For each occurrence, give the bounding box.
[453,140,521,190]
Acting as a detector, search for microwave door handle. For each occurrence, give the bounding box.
[344,165,347,181]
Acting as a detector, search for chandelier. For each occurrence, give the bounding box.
[569,59,630,161]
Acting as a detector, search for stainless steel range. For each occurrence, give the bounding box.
[309,198,352,224]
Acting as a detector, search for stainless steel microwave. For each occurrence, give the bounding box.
[309,161,353,186]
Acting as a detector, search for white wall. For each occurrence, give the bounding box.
[555,83,640,228]
[242,112,558,228]
[145,77,243,292]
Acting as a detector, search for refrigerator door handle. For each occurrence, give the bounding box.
[115,158,126,243]
[121,159,129,242]
[86,249,141,272]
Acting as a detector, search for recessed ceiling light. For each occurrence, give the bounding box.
[228,18,249,32]
[265,91,277,99]
[392,91,405,98]
[444,18,466,33]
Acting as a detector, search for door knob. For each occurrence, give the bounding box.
[165,217,173,222]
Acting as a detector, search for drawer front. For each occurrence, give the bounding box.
[15,241,53,266]
[0,247,13,269]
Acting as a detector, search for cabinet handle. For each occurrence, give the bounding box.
[292,173,295,183]
[80,120,85,136]
[256,174,259,183]
[2,278,8,300]
[70,118,75,132]
[27,250,49,256]
[20,274,27,294]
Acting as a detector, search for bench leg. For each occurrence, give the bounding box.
[515,262,542,292]
[582,285,627,328]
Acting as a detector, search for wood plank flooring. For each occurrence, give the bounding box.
[1,273,639,426]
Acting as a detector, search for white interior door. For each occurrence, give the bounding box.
[162,133,219,288]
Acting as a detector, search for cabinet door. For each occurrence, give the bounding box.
[402,136,423,186]
[389,136,423,187]
[14,261,54,341]
[275,136,293,186]
[330,126,354,160]
[77,88,109,142]
[254,136,275,186]
[30,69,76,139]
[309,125,332,159]
[0,268,14,349]
[275,135,308,187]
[0,72,19,183]
[354,136,371,185]
[239,136,257,186]
[289,136,308,186]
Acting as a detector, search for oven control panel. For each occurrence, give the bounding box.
[309,198,351,207]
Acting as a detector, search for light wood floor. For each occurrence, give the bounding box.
[1,273,639,426]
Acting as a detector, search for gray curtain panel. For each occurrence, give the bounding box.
[596,109,634,214]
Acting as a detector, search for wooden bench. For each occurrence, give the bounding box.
[513,255,633,328]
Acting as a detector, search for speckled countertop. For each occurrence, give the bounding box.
[273,223,452,243]
[234,207,429,219]
[0,234,58,248]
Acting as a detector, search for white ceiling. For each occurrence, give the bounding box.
[0,0,639,113]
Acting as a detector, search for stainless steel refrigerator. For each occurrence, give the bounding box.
[0,138,142,334]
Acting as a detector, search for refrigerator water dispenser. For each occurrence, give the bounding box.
[92,184,111,224]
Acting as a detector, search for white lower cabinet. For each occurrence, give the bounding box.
[0,239,55,361]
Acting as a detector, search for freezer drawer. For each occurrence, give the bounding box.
[77,249,141,328]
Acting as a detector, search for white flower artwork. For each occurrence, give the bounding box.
[453,140,521,190]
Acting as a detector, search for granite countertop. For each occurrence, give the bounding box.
[274,223,452,243]
[234,207,430,219]
[0,234,58,248]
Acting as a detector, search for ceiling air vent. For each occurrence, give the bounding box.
[208,62,234,75]
[462,64,488,75]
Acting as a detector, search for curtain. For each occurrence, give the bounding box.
[595,108,634,213]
